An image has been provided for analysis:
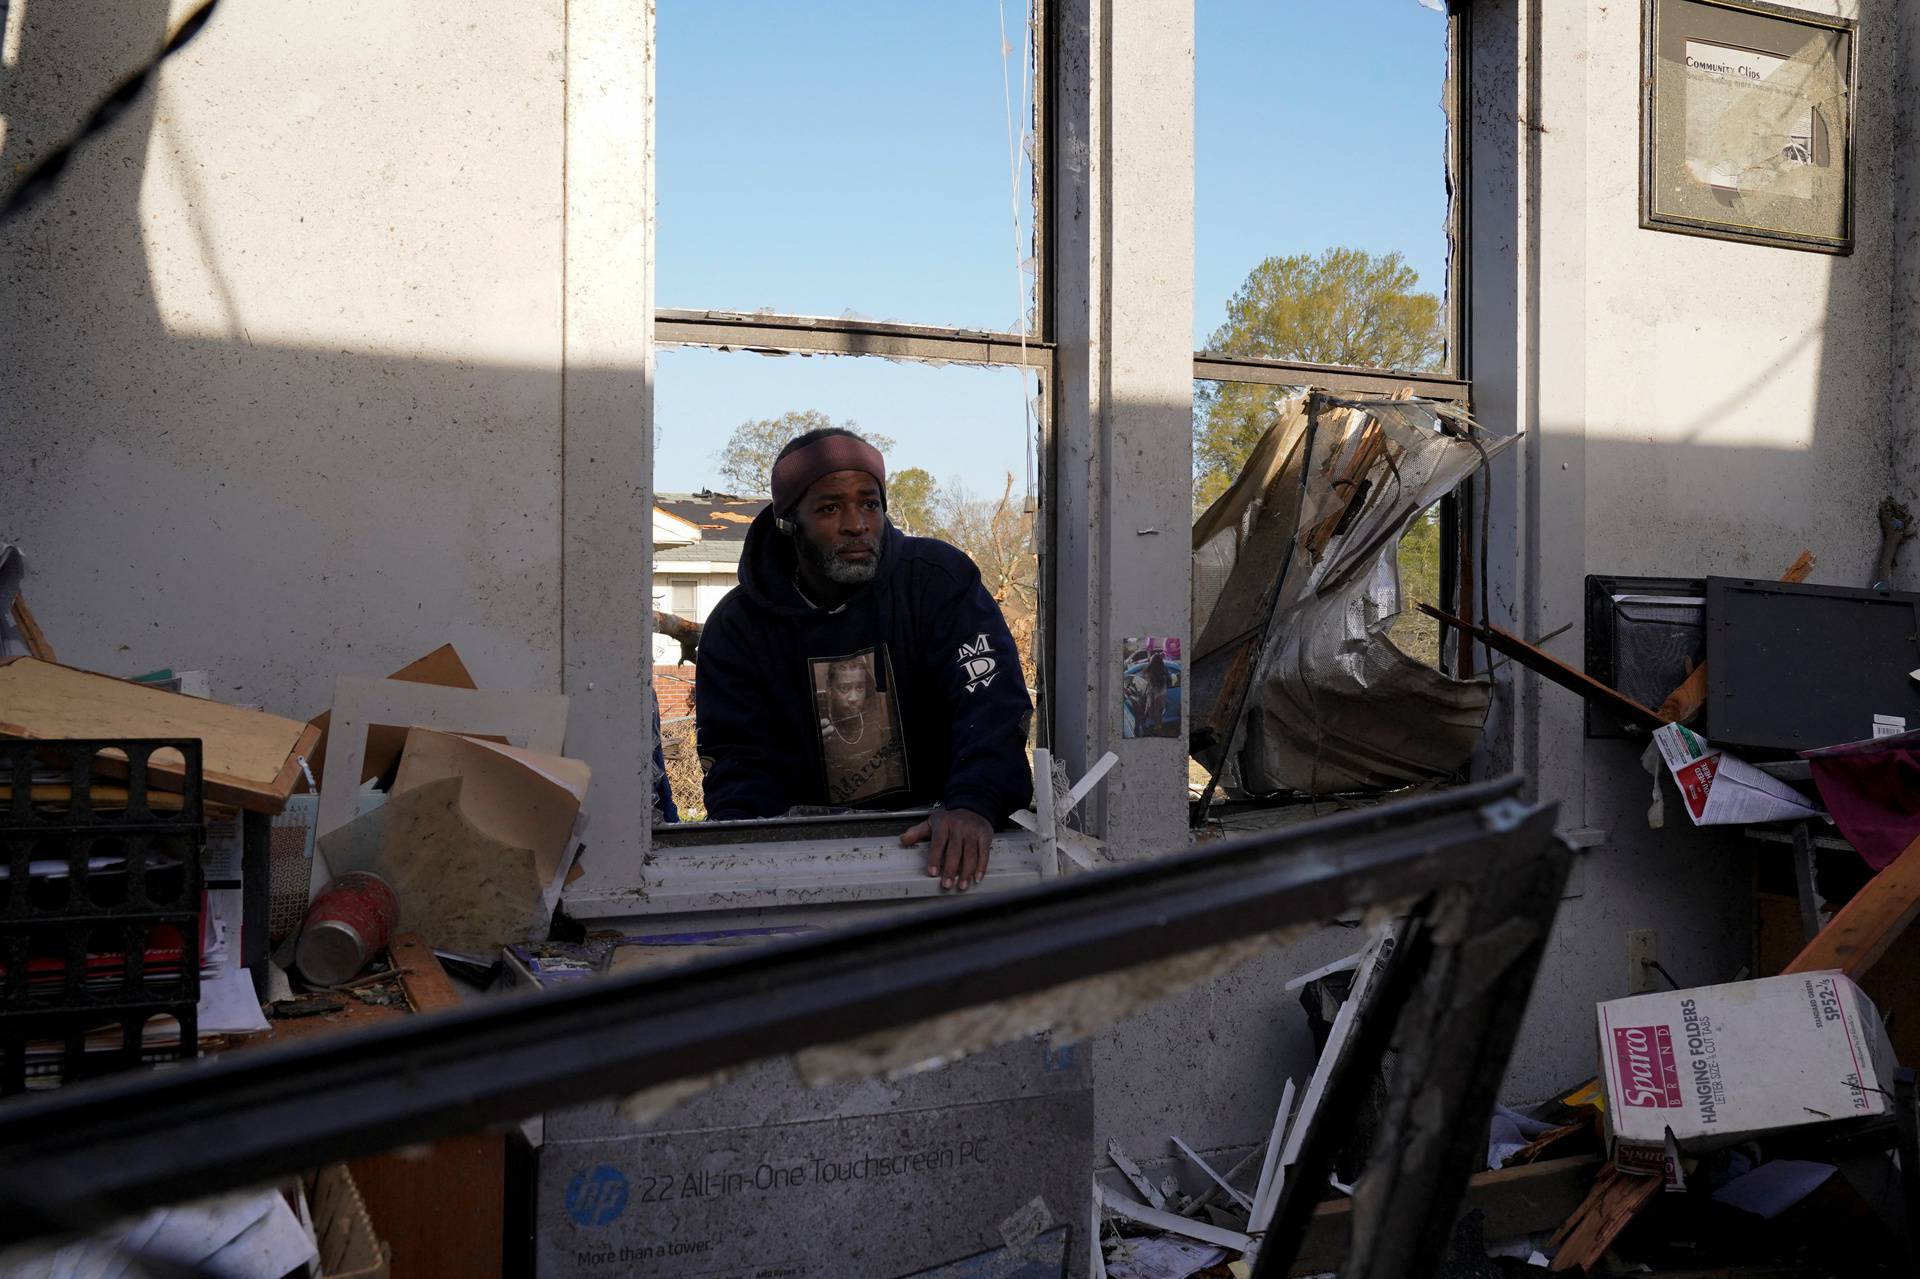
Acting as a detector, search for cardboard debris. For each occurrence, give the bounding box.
[393,729,589,893]
[1596,972,1896,1176]
[314,674,569,847]
[305,643,481,789]
[1650,723,1820,825]
[315,730,589,953]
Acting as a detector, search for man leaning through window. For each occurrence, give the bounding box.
[693,427,1033,892]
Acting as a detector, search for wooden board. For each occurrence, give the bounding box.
[0,657,320,814]
[1757,890,1920,1065]
[1785,831,1920,980]
[240,997,410,1049]
[349,936,505,1279]
[9,595,54,661]
[391,933,460,1013]
[1419,605,1665,730]
[350,1136,505,1279]
[1548,1162,1661,1272]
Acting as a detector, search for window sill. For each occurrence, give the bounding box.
[564,829,1048,919]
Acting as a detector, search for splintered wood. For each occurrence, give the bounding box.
[1547,1164,1660,1273]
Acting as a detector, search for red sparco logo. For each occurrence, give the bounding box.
[1613,1025,1682,1108]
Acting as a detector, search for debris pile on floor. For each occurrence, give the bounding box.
[1092,922,1918,1276]
[0,619,590,1090]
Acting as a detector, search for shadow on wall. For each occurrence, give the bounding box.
[1473,4,1905,1107]
[1,3,579,714]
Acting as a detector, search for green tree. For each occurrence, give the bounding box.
[888,466,940,536]
[1194,247,1443,508]
[712,409,895,495]
[1388,506,1444,665]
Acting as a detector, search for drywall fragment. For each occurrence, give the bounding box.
[1107,1140,1166,1209]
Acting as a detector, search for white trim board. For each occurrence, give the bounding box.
[565,829,1049,917]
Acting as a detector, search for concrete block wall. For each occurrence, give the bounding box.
[2,0,570,712]
[0,0,657,863]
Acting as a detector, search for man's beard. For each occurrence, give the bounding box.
[799,533,882,585]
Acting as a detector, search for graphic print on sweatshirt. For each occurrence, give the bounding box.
[810,646,911,806]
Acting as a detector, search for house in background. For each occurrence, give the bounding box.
[651,492,764,712]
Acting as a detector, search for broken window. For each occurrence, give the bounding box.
[646,345,1044,847]
[637,2,1050,886]
[1188,2,1477,816]
[1194,0,1459,387]
[1190,390,1502,805]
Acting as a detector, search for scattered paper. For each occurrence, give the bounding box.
[1651,724,1819,825]
[197,964,270,1036]
[203,813,244,885]
[0,1191,316,1279]
[201,1193,319,1279]
[1106,1236,1226,1279]
[142,1193,272,1265]
[1486,1102,1554,1169]
[1710,1159,1836,1220]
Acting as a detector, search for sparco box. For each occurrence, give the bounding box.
[1596,971,1896,1175]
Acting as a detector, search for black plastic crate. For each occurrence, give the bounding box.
[0,739,205,1094]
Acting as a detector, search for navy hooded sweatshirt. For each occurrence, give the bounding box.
[694,510,1033,823]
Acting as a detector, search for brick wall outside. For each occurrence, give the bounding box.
[654,666,696,719]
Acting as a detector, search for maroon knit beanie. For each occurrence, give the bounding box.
[770,433,888,516]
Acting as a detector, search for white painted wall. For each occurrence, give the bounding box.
[1475,0,1902,1100]
[2,1,568,710]
[1,0,656,862]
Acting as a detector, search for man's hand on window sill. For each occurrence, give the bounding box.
[902,805,994,892]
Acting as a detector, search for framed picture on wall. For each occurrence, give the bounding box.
[1642,0,1856,254]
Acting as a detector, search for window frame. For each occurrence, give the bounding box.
[628,1,1056,902]
[668,578,697,618]
[1187,1,1480,811]
[1190,2,1473,403]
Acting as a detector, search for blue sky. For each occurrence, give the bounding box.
[654,1,1448,496]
